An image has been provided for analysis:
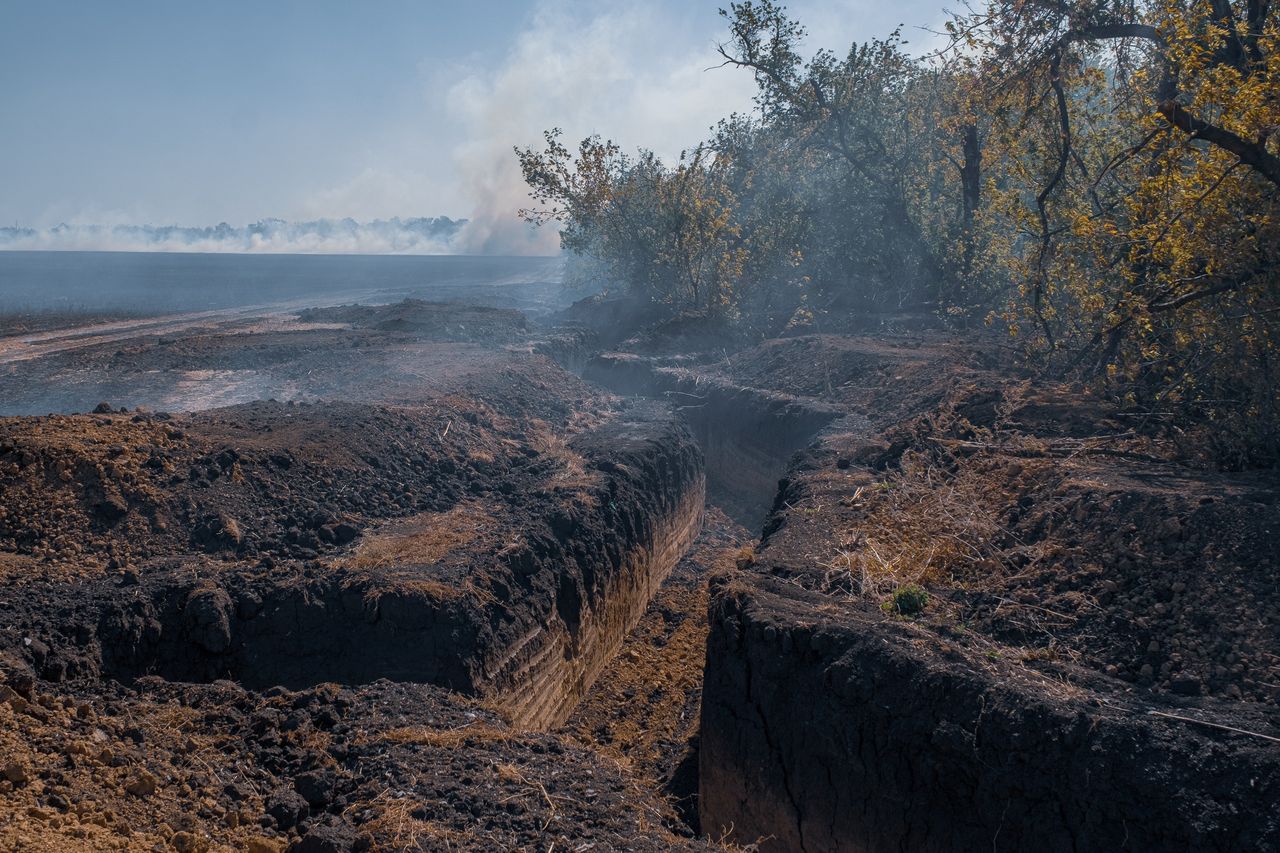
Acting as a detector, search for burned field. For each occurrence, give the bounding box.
[0,299,1277,851]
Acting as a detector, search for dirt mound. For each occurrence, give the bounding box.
[1,400,705,729]
[765,380,1280,703]
[0,670,706,852]
[0,383,603,574]
[671,330,1280,851]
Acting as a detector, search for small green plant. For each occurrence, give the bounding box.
[884,583,929,616]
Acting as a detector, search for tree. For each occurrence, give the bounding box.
[961,0,1280,461]
[516,131,747,313]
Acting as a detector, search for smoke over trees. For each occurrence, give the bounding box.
[518,0,1280,464]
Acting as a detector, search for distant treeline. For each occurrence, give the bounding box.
[0,217,466,254]
[518,0,1280,466]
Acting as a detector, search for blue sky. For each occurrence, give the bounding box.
[1,0,948,250]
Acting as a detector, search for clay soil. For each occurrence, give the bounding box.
[564,505,751,830]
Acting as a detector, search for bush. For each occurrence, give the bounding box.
[886,583,929,617]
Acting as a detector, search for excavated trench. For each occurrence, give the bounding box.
[581,352,839,529]
[66,344,830,735]
[16,320,1269,851]
[558,347,1280,852]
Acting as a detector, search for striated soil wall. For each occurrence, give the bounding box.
[701,577,1280,853]
[583,352,838,528]
[5,403,705,730]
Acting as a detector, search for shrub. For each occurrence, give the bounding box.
[886,583,929,616]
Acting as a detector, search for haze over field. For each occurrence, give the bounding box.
[0,218,464,255]
[0,0,947,255]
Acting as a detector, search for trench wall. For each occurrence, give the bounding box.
[582,353,838,529]
[15,404,705,731]
[700,578,1280,853]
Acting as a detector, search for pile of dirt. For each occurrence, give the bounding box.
[0,300,724,850]
[0,663,707,852]
[761,379,1280,703]
[0,377,606,573]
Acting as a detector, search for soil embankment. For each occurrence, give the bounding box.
[0,300,711,850]
[550,318,1279,851]
[666,333,1280,852]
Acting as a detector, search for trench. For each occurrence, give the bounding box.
[10,342,841,841]
[580,352,840,530]
[549,349,844,834]
[568,349,1280,852]
[80,349,829,718]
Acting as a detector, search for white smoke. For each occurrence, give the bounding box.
[2,2,944,258]
[447,1,758,256]
[0,217,463,255]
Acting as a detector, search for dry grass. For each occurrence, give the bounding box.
[343,502,492,571]
[372,723,510,749]
[531,426,602,495]
[351,788,476,850]
[334,502,505,603]
[821,448,1036,601]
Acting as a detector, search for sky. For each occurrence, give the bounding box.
[0,0,950,253]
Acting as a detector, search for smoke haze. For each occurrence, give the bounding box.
[0,218,463,255]
[1,1,948,257]
[447,2,758,255]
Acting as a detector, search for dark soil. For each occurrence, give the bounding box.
[596,330,1280,705]
[296,299,530,343]
[0,310,156,336]
[0,364,607,572]
[0,671,705,852]
[564,504,751,829]
[0,299,716,851]
[4,291,1277,853]
[624,331,1280,852]
[0,300,573,415]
